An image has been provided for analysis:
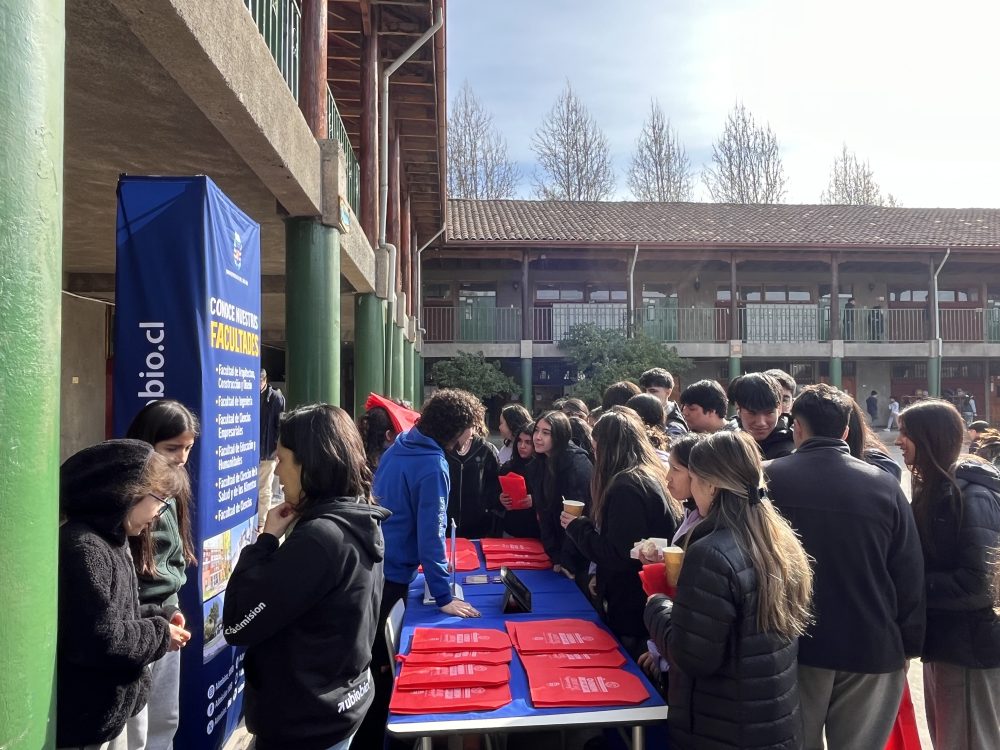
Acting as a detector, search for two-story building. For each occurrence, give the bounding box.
[423,200,1000,421]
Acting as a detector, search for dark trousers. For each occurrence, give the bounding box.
[353,579,411,750]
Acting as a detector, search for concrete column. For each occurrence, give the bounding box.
[353,293,385,411]
[830,357,843,388]
[0,1,63,745]
[403,337,414,406]
[285,219,340,406]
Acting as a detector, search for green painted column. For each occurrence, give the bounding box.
[402,338,414,407]
[414,351,425,408]
[928,356,941,397]
[353,294,385,412]
[389,324,405,399]
[728,356,742,381]
[830,357,843,388]
[285,219,340,407]
[521,357,533,413]
[1,2,63,746]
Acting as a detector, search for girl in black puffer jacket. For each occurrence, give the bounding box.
[644,431,813,750]
[897,399,1000,750]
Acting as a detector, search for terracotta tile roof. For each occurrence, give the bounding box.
[446,199,1000,247]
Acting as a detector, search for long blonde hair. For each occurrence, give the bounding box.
[688,431,813,639]
[590,407,682,525]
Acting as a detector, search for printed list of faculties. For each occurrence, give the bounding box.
[213,363,257,522]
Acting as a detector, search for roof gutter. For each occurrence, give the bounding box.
[415,225,446,340]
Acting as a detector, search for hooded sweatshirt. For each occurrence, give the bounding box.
[921,460,1000,668]
[58,440,172,747]
[446,435,500,538]
[374,428,454,606]
[223,496,390,749]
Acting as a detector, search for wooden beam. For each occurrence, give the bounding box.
[359,10,379,243]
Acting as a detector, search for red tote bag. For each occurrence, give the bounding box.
[884,680,922,750]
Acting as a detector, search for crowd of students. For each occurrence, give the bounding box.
[57,365,1000,750]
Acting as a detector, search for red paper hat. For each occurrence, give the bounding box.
[365,392,420,433]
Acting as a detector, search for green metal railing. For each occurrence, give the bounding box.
[328,86,361,216]
[245,0,301,101]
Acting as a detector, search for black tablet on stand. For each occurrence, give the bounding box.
[500,566,532,614]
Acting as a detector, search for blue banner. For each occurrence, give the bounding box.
[114,175,261,749]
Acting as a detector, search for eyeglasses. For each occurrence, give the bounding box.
[150,494,174,517]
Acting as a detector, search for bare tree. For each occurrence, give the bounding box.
[531,81,615,201]
[820,144,899,206]
[702,102,787,203]
[627,100,692,201]
[447,81,520,199]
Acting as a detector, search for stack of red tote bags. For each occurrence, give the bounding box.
[390,628,513,714]
[480,537,552,570]
[506,619,649,708]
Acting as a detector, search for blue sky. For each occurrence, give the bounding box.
[448,0,1000,207]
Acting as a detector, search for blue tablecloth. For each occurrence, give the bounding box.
[389,541,667,727]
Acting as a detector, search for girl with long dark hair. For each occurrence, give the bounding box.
[896,399,1000,749]
[644,430,813,749]
[223,404,390,750]
[124,399,199,750]
[357,406,397,472]
[532,410,592,577]
[497,420,542,538]
[497,403,531,465]
[846,396,902,479]
[561,408,681,655]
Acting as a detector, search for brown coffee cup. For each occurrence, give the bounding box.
[663,546,685,587]
[562,499,585,517]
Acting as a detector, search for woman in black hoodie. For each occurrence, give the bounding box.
[58,440,190,749]
[532,410,593,580]
[223,404,390,750]
[446,415,500,538]
[562,407,681,656]
[897,399,1000,750]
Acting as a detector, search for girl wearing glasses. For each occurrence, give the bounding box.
[58,440,192,750]
[124,400,199,750]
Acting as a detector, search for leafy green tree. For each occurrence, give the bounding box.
[557,324,691,404]
[430,351,521,400]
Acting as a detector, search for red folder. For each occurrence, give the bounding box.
[498,473,529,504]
[520,650,626,670]
[484,557,551,570]
[398,648,513,667]
[480,538,546,555]
[396,662,511,690]
[417,537,480,573]
[506,619,620,654]
[390,684,512,714]
[525,665,649,707]
[409,628,512,653]
[365,393,420,433]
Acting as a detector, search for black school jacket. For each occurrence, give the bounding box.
[446,436,500,538]
[565,473,678,642]
[644,517,802,750]
[497,454,543,538]
[534,445,593,571]
[921,461,1000,668]
[224,497,390,750]
[766,438,926,672]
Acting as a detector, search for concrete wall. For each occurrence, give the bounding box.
[855,359,893,426]
[60,296,108,460]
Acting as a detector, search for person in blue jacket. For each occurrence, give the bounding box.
[356,389,484,749]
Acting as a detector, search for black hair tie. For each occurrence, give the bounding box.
[746,483,765,506]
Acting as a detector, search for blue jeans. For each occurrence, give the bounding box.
[326,733,356,750]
